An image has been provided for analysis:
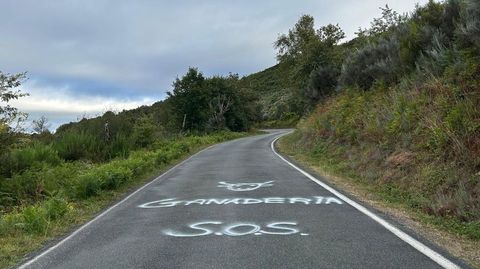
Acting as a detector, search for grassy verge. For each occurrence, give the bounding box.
[0,131,250,269]
[278,132,480,268]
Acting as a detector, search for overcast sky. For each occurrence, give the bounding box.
[0,0,428,130]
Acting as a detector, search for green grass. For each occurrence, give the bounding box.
[0,131,250,269]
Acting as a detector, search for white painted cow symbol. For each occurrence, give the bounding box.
[217,181,274,192]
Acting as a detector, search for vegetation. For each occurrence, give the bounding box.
[238,64,299,126]
[279,0,480,241]
[167,68,257,132]
[0,67,253,268]
[0,131,246,268]
[1,0,479,266]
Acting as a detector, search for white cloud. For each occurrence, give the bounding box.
[9,80,155,130]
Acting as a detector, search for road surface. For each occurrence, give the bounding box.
[19,130,466,269]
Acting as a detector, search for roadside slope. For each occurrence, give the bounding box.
[276,71,480,238]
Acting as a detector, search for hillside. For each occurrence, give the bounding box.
[276,0,480,248]
[238,64,299,124]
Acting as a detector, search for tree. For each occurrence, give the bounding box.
[0,71,28,129]
[317,24,346,47]
[275,15,346,107]
[32,116,51,134]
[167,68,253,132]
[0,71,28,153]
[167,67,207,131]
[274,15,317,63]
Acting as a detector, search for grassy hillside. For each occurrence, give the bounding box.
[239,64,301,127]
[281,76,479,238]
[279,0,480,243]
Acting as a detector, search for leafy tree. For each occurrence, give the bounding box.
[167,68,253,132]
[0,72,28,129]
[318,24,346,47]
[274,16,345,70]
[274,15,317,63]
[167,67,207,131]
[0,71,28,154]
[275,15,346,108]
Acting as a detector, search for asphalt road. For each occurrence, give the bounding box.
[19,130,466,269]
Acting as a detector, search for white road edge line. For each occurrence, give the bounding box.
[18,144,218,269]
[271,133,462,269]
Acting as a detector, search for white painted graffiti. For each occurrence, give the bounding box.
[163,221,309,237]
[217,181,274,192]
[138,196,343,208]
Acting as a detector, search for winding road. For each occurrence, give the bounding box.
[19,130,467,269]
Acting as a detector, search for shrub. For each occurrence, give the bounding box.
[0,211,23,236]
[98,165,133,191]
[415,31,454,77]
[132,117,156,148]
[339,37,402,90]
[307,64,339,102]
[1,170,45,207]
[21,205,48,235]
[6,144,62,176]
[73,173,101,199]
[54,131,100,161]
[43,196,69,220]
[155,150,170,165]
[456,0,480,52]
[105,134,131,159]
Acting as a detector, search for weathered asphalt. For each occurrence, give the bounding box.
[18,130,466,269]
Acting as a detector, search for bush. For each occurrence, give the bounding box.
[0,211,23,236]
[71,163,135,199]
[54,131,100,161]
[73,173,101,199]
[98,165,133,191]
[339,37,402,90]
[307,64,339,102]
[105,134,131,159]
[43,196,69,220]
[455,0,480,51]
[1,170,45,207]
[21,205,48,235]
[132,117,157,148]
[0,162,83,210]
[155,150,170,165]
[6,144,61,176]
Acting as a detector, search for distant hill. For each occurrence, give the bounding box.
[238,64,301,126]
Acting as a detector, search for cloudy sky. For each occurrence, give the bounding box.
[0,0,427,130]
